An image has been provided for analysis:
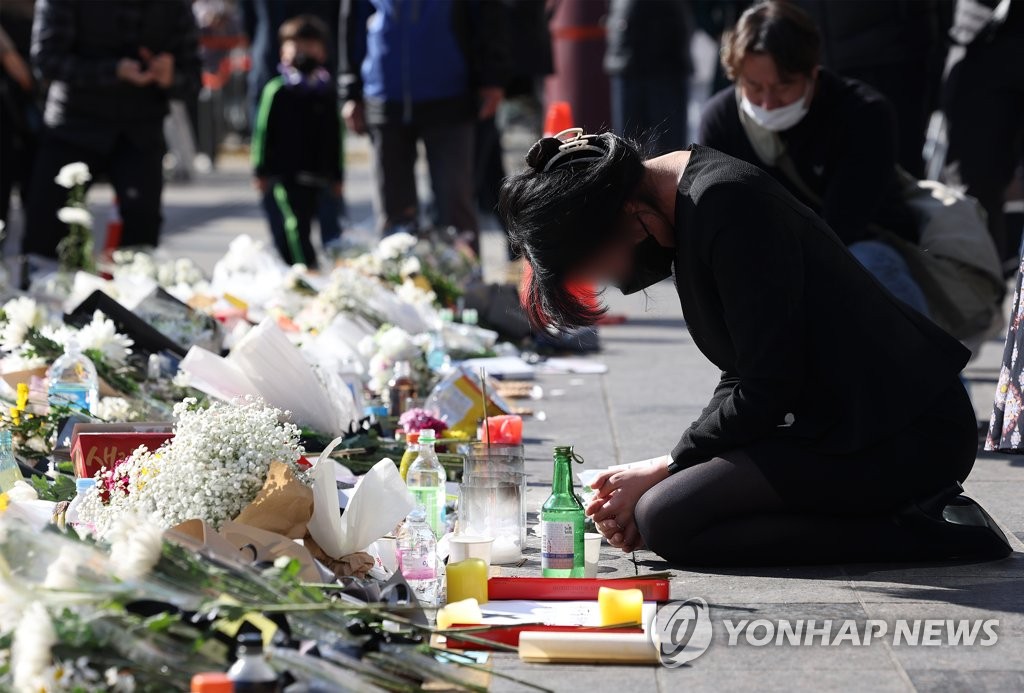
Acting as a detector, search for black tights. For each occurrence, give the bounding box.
[635,383,990,566]
[634,452,954,566]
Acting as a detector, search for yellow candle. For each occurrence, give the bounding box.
[598,586,644,626]
[446,558,489,605]
[437,598,483,630]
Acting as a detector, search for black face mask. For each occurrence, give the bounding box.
[616,225,675,295]
[292,51,321,75]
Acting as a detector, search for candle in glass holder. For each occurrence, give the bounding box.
[598,586,643,626]
[446,558,489,605]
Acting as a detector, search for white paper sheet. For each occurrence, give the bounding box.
[307,438,415,558]
[459,356,536,379]
[538,357,609,375]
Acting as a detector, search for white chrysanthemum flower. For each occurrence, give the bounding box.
[367,352,392,395]
[349,252,384,276]
[24,435,49,454]
[399,256,422,277]
[107,515,164,580]
[42,545,85,590]
[57,206,93,227]
[12,601,56,693]
[0,348,47,372]
[395,278,437,309]
[76,310,133,364]
[6,480,38,503]
[376,232,417,260]
[376,325,419,361]
[1,296,47,352]
[54,161,92,189]
[95,396,134,422]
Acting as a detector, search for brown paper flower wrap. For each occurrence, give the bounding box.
[233,460,314,539]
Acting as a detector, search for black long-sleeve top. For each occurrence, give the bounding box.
[251,76,343,184]
[698,69,918,246]
[668,145,969,471]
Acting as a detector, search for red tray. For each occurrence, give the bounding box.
[487,577,670,602]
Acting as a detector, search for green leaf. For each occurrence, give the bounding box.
[29,472,78,502]
[144,611,180,633]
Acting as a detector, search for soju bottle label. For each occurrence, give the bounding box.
[541,520,577,570]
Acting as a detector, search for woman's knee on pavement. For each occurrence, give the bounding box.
[635,481,703,556]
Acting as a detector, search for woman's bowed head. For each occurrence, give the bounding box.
[499,128,683,332]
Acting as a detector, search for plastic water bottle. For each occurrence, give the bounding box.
[397,507,438,606]
[64,477,97,534]
[227,633,280,692]
[46,338,98,415]
[405,428,446,537]
[426,331,450,372]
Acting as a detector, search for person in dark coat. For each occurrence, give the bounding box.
[476,0,552,259]
[497,126,1011,565]
[942,0,1024,262]
[24,0,200,258]
[699,0,930,317]
[604,0,693,155]
[795,0,942,178]
[0,0,38,236]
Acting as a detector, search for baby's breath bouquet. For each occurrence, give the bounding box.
[80,397,305,537]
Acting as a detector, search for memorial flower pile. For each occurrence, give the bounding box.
[0,169,526,690]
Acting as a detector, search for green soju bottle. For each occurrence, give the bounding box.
[541,445,585,577]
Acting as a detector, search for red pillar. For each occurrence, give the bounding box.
[544,0,611,134]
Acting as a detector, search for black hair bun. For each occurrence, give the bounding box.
[525,137,564,172]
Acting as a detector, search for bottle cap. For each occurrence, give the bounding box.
[190,673,233,693]
[75,477,97,494]
[407,507,427,523]
[419,428,436,444]
[407,431,420,444]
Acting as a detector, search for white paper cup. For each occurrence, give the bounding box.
[449,535,495,567]
[584,533,603,578]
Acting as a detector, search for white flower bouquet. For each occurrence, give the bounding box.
[79,397,306,537]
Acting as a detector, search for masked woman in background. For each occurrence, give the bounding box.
[699,0,931,317]
[499,127,1012,565]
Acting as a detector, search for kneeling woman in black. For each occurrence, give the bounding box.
[500,129,1011,565]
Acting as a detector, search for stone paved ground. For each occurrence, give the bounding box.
[8,136,1022,692]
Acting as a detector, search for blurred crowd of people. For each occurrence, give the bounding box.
[0,0,1021,280]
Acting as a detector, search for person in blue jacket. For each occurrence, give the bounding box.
[339,0,509,251]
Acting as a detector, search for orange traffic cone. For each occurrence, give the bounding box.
[543,101,575,137]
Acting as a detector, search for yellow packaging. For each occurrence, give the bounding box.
[425,366,513,437]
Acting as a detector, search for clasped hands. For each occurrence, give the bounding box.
[117,47,174,88]
[585,455,671,553]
